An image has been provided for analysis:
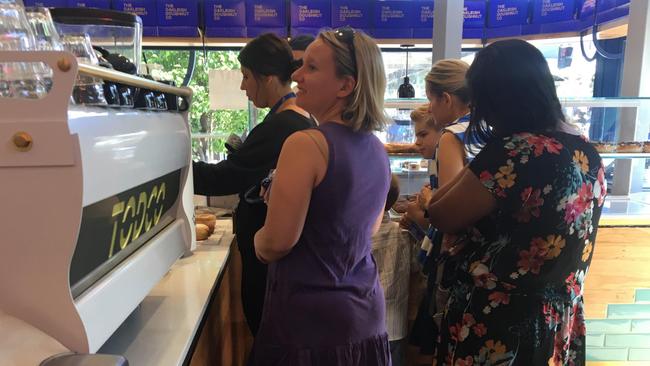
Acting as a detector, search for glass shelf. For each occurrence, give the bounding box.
[559,97,650,108]
[384,97,650,109]
[600,153,650,159]
[387,152,421,157]
[190,133,230,139]
[394,170,429,177]
[384,98,428,109]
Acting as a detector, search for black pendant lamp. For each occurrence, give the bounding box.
[398,44,415,98]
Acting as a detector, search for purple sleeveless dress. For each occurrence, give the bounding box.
[249,122,392,366]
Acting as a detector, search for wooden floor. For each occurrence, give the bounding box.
[585,227,650,319]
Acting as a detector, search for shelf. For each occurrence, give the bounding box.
[385,97,650,110]
[559,97,650,108]
[600,153,650,159]
[384,98,428,110]
[388,152,421,157]
[393,169,429,177]
[191,133,230,139]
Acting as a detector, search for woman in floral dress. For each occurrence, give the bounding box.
[426,39,606,365]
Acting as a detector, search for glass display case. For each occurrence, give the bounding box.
[384,97,650,225]
[377,102,430,196]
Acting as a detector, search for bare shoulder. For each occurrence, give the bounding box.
[439,130,463,147]
[279,129,326,163]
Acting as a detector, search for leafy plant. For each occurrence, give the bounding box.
[144,49,251,161]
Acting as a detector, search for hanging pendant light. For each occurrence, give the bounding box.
[398,44,415,98]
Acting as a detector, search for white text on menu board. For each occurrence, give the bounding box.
[464,7,482,20]
[298,5,322,21]
[541,0,566,16]
[124,3,148,16]
[254,5,277,22]
[420,5,433,23]
[338,6,363,22]
[165,4,189,20]
[380,6,404,22]
[496,4,519,21]
[214,5,238,20]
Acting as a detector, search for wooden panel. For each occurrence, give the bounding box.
[189,240,253,366]
[585,228,650,319]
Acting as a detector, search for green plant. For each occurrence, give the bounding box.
[144,49,251,160]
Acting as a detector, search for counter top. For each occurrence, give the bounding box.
[99,219,234,366]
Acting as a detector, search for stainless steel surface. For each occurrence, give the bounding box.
[77,63,192,98]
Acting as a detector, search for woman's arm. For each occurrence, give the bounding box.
[193,119,294,197]
[419,132,466,210]
[427,169,496,233]
[254,131,327,263]
[436,132,466,188]
[429,165,469,205]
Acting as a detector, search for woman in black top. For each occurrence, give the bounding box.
[193,33,314,336]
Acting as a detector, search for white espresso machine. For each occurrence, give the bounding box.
[0,47,195,365]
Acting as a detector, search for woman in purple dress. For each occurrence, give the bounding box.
[250,27,392,365]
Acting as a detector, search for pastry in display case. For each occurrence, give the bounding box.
[560,97,650,227]
[378,105,430,196]
[592,141,617,153]
[616,141,644,153]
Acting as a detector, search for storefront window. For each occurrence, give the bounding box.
[383,50,432,99]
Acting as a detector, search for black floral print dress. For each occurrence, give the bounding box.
[437,132,606,366]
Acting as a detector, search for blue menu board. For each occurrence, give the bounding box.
[157,0,198,36]
[68,0,111,8]
[464,0,486,28]
[204,0,246,37]
[291,0,331,28]
[205,0,246,26]
[331,0,371,29]
[114,0,157,25]
[412,0,434,38]
[245,0,287,27]
[24,0,68,6]
[488,0,530,27]
[373,1,414,29]
[531,0,576,24]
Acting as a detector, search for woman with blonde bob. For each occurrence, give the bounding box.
[250,27,392,365]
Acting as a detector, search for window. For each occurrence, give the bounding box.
[144,49,251,162]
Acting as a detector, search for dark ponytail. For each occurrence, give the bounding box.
[238,33,296,84]
[290,58,303,74]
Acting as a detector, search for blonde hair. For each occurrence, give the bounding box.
[410,104,436,128]
[425,59,470,104]
[319,29,389,132]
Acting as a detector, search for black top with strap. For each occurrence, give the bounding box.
[193,109,315,245]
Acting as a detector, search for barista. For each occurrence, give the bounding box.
[193,33,314,336]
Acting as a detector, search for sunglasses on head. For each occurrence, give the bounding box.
[333,26,358,77]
